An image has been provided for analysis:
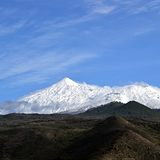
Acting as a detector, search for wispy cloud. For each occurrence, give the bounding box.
[0,2,99,87]
[0,7,18,16]
[93,6,115,14]
[134,28,155,36]
[128,1,160,14]
[35,0,116,33]
[0,51,97,85]
[0,20,27,36]
[0,0,159,89]
[113,0,160,14]
[86,0,116,14]
[35,15,94,34]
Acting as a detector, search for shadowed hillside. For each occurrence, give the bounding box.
[59,116,160,160]
[0,113,159,160]
[79,101,160,121]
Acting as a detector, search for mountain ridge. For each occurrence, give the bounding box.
[59,116,160,160]
[79,101,160,121]
[1,77,160,114]
[21,78,160,112]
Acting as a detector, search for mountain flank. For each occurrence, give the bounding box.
[79,101,160,121]
[1,78,159,114]
[0,115,160,160]
[59,116,160,160]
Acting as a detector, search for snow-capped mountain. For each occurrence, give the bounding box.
[19,77,160,114]
[1,77,160,114]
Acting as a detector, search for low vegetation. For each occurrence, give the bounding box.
[0,112,160,160]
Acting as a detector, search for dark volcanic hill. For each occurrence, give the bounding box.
[0,114,160,160]
[59,116,160,160]
[79,101,160,121]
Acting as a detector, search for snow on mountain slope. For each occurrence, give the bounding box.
[16,77,160,114]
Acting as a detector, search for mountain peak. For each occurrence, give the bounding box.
[57,77,78,86]
[17,79,160,114]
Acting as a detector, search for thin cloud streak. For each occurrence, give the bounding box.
[36,0,116,33]
[0,51,97,85]
[113,0,160,14]
[0,0,159,88]
[86,0,116,14]
[0,20,27,36]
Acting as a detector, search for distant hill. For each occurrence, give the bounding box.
[79,101,160,121]
[59,116,160,160]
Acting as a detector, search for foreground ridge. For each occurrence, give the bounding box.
[0,115,159,160]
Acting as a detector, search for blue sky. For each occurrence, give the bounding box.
[0,0,160,101]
